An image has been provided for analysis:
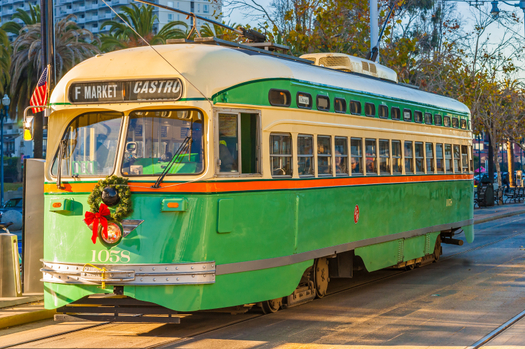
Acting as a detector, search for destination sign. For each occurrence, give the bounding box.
[69,78,183,103]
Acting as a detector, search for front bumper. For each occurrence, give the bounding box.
[41,260,216,286]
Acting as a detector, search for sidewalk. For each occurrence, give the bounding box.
[1,203,524,330]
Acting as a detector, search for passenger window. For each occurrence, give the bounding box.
[219,113,260,174]
[452,117,459,128]
[460,119,467,130]
[379,139,390,174]
[404,141,414,173]
[335,137,349,176]
[469,146,473,172]
[443,116,451,127]
[403,109,412,122]
[436,144,444,172]
[434,114,443,126]
[445,144,453,173]
[426,143,434,173]
[424,113,433,125]
[392,140,402,174]
[365,139,377,175]
[270,134,292,177]
[365,103,376,117]
[269,89,291,107]
[351,138,363,175]
[391,107,401,120]
[317,135,332,176]
[350,100,361,115]
[297,92,312,109]
[297,134,314,177]
[454,145,461,172]
[378,105,388,119]
[414,111,423,123]
[415,142,424,173]
[317,95,330,111]
[461,145,469,172]
[334,98,346,113]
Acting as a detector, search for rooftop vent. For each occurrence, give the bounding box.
[300,53,398,83]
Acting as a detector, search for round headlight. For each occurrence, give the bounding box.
[101,222,122,244]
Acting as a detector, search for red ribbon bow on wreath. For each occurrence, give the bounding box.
[84,203,110,244]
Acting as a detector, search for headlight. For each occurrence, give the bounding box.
[101,222,122,245]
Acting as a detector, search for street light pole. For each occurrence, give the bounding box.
[1,94,11,206]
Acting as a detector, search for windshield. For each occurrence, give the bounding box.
[122,109,204,176]
[51,112,123,177]
[3,198,22,208]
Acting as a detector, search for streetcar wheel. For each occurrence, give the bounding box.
[314,258,330,298]
[405,264,415,271]
[260,298,282,314]
[433,235,442,262]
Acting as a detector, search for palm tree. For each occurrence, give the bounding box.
[9,14,99,119]
[1,4,40,36]
[100,3,188,52]
[0,24,10,96]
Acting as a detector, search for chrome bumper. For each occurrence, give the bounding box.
[41,260,216,285]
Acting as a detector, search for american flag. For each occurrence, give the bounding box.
[30,67,49,113]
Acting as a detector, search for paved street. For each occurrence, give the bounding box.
[1,214,525,348]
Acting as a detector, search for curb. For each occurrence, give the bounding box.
[474,209,525,225]
[0,309,56,330]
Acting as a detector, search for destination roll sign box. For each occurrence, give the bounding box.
[69,78,183,103]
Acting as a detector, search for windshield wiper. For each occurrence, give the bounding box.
[152,130,193,188]
[56,140,67,189]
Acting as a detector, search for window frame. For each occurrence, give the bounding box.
[403,109,412,122]
[316,95,330,112]
[415,142,424,173]
[452,117,459,128]
[424,113,433,125]
[365,103,376,117]
[445,143,453,173]
[297,134,315,177]
[365,138,378,175]
[392,140,402,174]
[378,105,389,119]
[404,141,414,174]
[269,132,293,178]
[436,143,444,172]
[334,98,347,114]
[351,137,363,175]
[268,89,291,107]
[453,144,461,173]
[335,136,349,176]
[425,142,435,174]
[443,115,451,127]
[350,100,362,115]
[434,114,443,126]
[414,111,423,123]
[461,145,469,172]
[379,139,391,175]
[317,135,332,176]
[460,119,467,130]
[391,107,401,120]
[296,92,313,109]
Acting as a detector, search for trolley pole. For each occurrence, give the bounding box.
[370,0,378,57]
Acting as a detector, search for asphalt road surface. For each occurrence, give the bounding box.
[1,215,525,348]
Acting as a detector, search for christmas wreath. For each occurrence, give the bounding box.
[87,175,133,222]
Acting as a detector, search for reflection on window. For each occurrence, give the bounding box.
[425,113,433,125]
[122,110,204,176]
[298,134,314,176]
[350,100,361,115]
[444,116,451,127]
[452,117,459,128]
[379,105,388,118]
[317,135,332,176]
[334,98,346,113]
[445,144,453,173]
[414,111,423,123]
[435,114,442,126]
[335,137,348,176]
[415,142,424,173]
[436,144,444,172]
[454,145,461,172]
[461,119,467,130]
[365,103,376,117]
[269,89,291,107]
[426,143,434,173]
[51,112,122,177]
[270,134,292,177]
[392,107,401,120]
[404,141,413,173]
[351,138,363,175]
[392,140,402,174]
[365,139,377,175]
[218,114,238,173]
[379,139,390,174]
[462,145,469,172]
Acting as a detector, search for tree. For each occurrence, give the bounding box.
[0,24,10,96]
[9,14,99,120]
[100,4,188,52]
[1,4,41,36]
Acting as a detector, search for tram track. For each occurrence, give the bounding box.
[4,214,525,349]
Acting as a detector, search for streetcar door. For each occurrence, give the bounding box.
[217,111,260,175]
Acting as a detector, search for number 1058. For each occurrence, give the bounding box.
[91,250,131,263]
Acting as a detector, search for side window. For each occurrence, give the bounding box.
[424,113,433,125]
[365,103,376,117]
[379,139,390,174]
[469,146,473,172]
[445,144,453,173]
[365,139,377,175]
[414,111,423,123]
[404,141,413,173]
[219,113,260,174]
[317,95,330,111]
[403,109,412,122]
[415,142,424,173]
[269,89,291,107]
[454,145,461,172]
[378,105,388,119]
[392,140,402,174]
[452,117,459,128]
[461,145,469,172]
[391,107,401,120]
[436,143,444,172]
[335,137,349,176]
[334,98,346,113]
[269,133,292,177]
[434,114,442,126]
[350,100,361,115]
[426,143,434,173]
[351,138,363,175]
[317,135,332,176]
[297,92,312,109]
[460,119,467,130]
[297,134,314,177]
[444,116,451,127]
